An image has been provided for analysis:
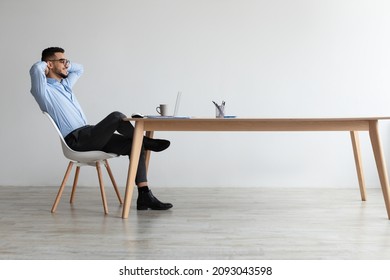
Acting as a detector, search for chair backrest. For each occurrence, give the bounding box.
[43,111,117,163]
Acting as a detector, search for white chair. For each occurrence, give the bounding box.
[43,112,123,214]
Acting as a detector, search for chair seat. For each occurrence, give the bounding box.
[61,141,118,163]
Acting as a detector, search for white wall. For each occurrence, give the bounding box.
[1,0,390,188]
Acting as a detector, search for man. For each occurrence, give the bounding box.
[30,47,172,210]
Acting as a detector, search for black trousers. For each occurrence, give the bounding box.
[64,111,147,184]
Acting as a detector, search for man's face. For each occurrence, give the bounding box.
[47,52,70,79]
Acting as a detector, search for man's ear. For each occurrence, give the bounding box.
[46,61,54,69]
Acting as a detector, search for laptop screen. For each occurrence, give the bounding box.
[173,91,182,116]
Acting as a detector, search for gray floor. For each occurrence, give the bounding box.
[1,185,390,260]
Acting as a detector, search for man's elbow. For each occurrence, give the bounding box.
[29,61,46,76]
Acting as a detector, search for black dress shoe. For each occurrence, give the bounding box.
[143,137,170,152]
[137,190,173,210]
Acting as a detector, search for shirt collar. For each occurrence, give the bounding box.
[47,78,62,85]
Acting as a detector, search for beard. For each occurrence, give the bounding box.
[50,66,69,80]
[54,68,68,79]
[59,72,69,79]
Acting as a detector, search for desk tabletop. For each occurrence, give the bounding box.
[125,116,390,122]
[123,116,390,132]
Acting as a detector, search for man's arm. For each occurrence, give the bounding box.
[64,63,84,89]
[29,61,48,112]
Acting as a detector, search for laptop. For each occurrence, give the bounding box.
[139,92,190,119]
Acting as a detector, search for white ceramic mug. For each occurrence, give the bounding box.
[156,104,168,116]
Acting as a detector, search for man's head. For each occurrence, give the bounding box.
[41,47,70,79]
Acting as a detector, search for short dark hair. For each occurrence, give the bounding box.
[41,47,65,61]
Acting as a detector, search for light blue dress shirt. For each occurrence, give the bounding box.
[30,61,88,137]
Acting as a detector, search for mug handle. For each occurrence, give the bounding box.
[156,106,161,115]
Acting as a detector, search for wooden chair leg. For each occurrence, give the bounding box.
[51,161,73,213]
[70,166,80,204]
[104,159,123,204]
[96,162,108,214]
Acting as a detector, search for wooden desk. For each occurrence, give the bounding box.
[122,117,390,219]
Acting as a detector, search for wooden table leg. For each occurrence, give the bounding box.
[145,131,154,173]
[122,121,145,219]
[368,120,390,219]
[350,131,367,201]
